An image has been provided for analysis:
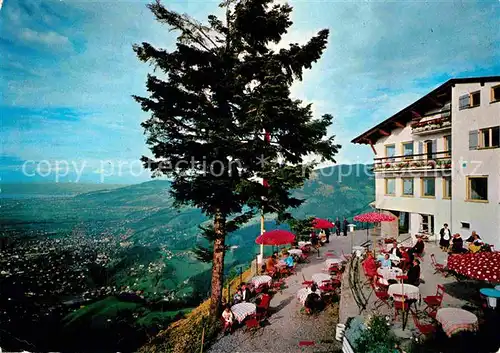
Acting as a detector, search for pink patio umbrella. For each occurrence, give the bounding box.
[312,218,334,229]
[353,212,397,250]
[447,251,500,283]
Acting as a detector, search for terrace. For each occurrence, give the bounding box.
[373,151,452,173]
[411,110,452,135]
[340,235,500,353]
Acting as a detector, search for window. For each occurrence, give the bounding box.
[402,178,414,196]
[478,126,500,149]
[443,135,451,156]
[421,177,435,197]
[385,178,396,195]
[467,176,488,202]
[459,92,480,110]
[385,144,396,158]
[442,177,452,199]
[459,94,470,110]
[470,91,480,107]
[461,222,470,229]
[490,85,500,103]
[402,142,414,159]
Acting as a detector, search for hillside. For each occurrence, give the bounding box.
[0,164,374,297]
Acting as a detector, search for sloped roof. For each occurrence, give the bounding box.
[351,76,500,145]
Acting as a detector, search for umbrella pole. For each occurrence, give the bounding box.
[259,209,265,263]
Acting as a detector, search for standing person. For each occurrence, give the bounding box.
[335,218,341,236]
[439,223,451,251]
[343,217,349,236]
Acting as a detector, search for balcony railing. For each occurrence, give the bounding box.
[373,150,451,172]
[411,111,451,135]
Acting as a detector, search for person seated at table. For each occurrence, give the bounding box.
[221,304,234,334]
[255,288,271,315]
[449,233,467,254]
[397,247,410,271]
[241,283,251,302]
[304,284,324,314]
[405,259,421,286]
[388,241,402,258]
[408,237,425,262]
[466,231,483,253]
[283,252,294,268]
[380,253,392,268]
[233,287,242,304]
[362,251,378,280]
[266,254,278,273]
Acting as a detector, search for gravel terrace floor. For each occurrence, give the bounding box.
[208,231,368,353]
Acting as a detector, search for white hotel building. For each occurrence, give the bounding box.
[352,76,500,248]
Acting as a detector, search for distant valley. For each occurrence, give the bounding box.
[0,164,374,351]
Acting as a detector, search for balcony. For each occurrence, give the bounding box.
[373,150,451,173]
[411,111,451,135]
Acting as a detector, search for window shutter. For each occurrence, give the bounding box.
[459,94,470,110]
[469,130,478,150]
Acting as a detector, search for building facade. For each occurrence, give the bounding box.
[352,77,500,248]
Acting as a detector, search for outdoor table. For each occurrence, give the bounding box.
[231,302,256,323]
[298,241,312,247]
[479,288,500,309]
[288,249,303,256]
[435,307,479,337]
[388,283,420,301]
[297,288,309,305]
[312,273,331,285]
[250,275,272,287]
[377,267,403,281]
[325,258,343,268]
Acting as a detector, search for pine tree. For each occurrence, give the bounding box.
[134,0,340,316]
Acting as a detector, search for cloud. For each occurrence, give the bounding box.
[19,28,71,47]
[1,0,499,182]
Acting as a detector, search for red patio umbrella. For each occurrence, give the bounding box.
[255,230,296,246]
[353,212,397,223]
[353,212,397,250]
[447,251,500,283]
[312,218,334,229]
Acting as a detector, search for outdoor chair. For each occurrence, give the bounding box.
[319,280,337,293]
[371,282,390,308]
[245,316,260,331]
[423,284,445,318]
[430,254,447,276]
[411,312,436,336]
[255,294,271,320]
[270,279,285,293]
[255,283,268,294]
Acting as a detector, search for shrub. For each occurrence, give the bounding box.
[355,315,398,353]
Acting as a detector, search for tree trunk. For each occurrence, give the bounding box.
[209,212,226,317]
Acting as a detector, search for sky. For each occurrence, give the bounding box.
[1,0,499,184]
